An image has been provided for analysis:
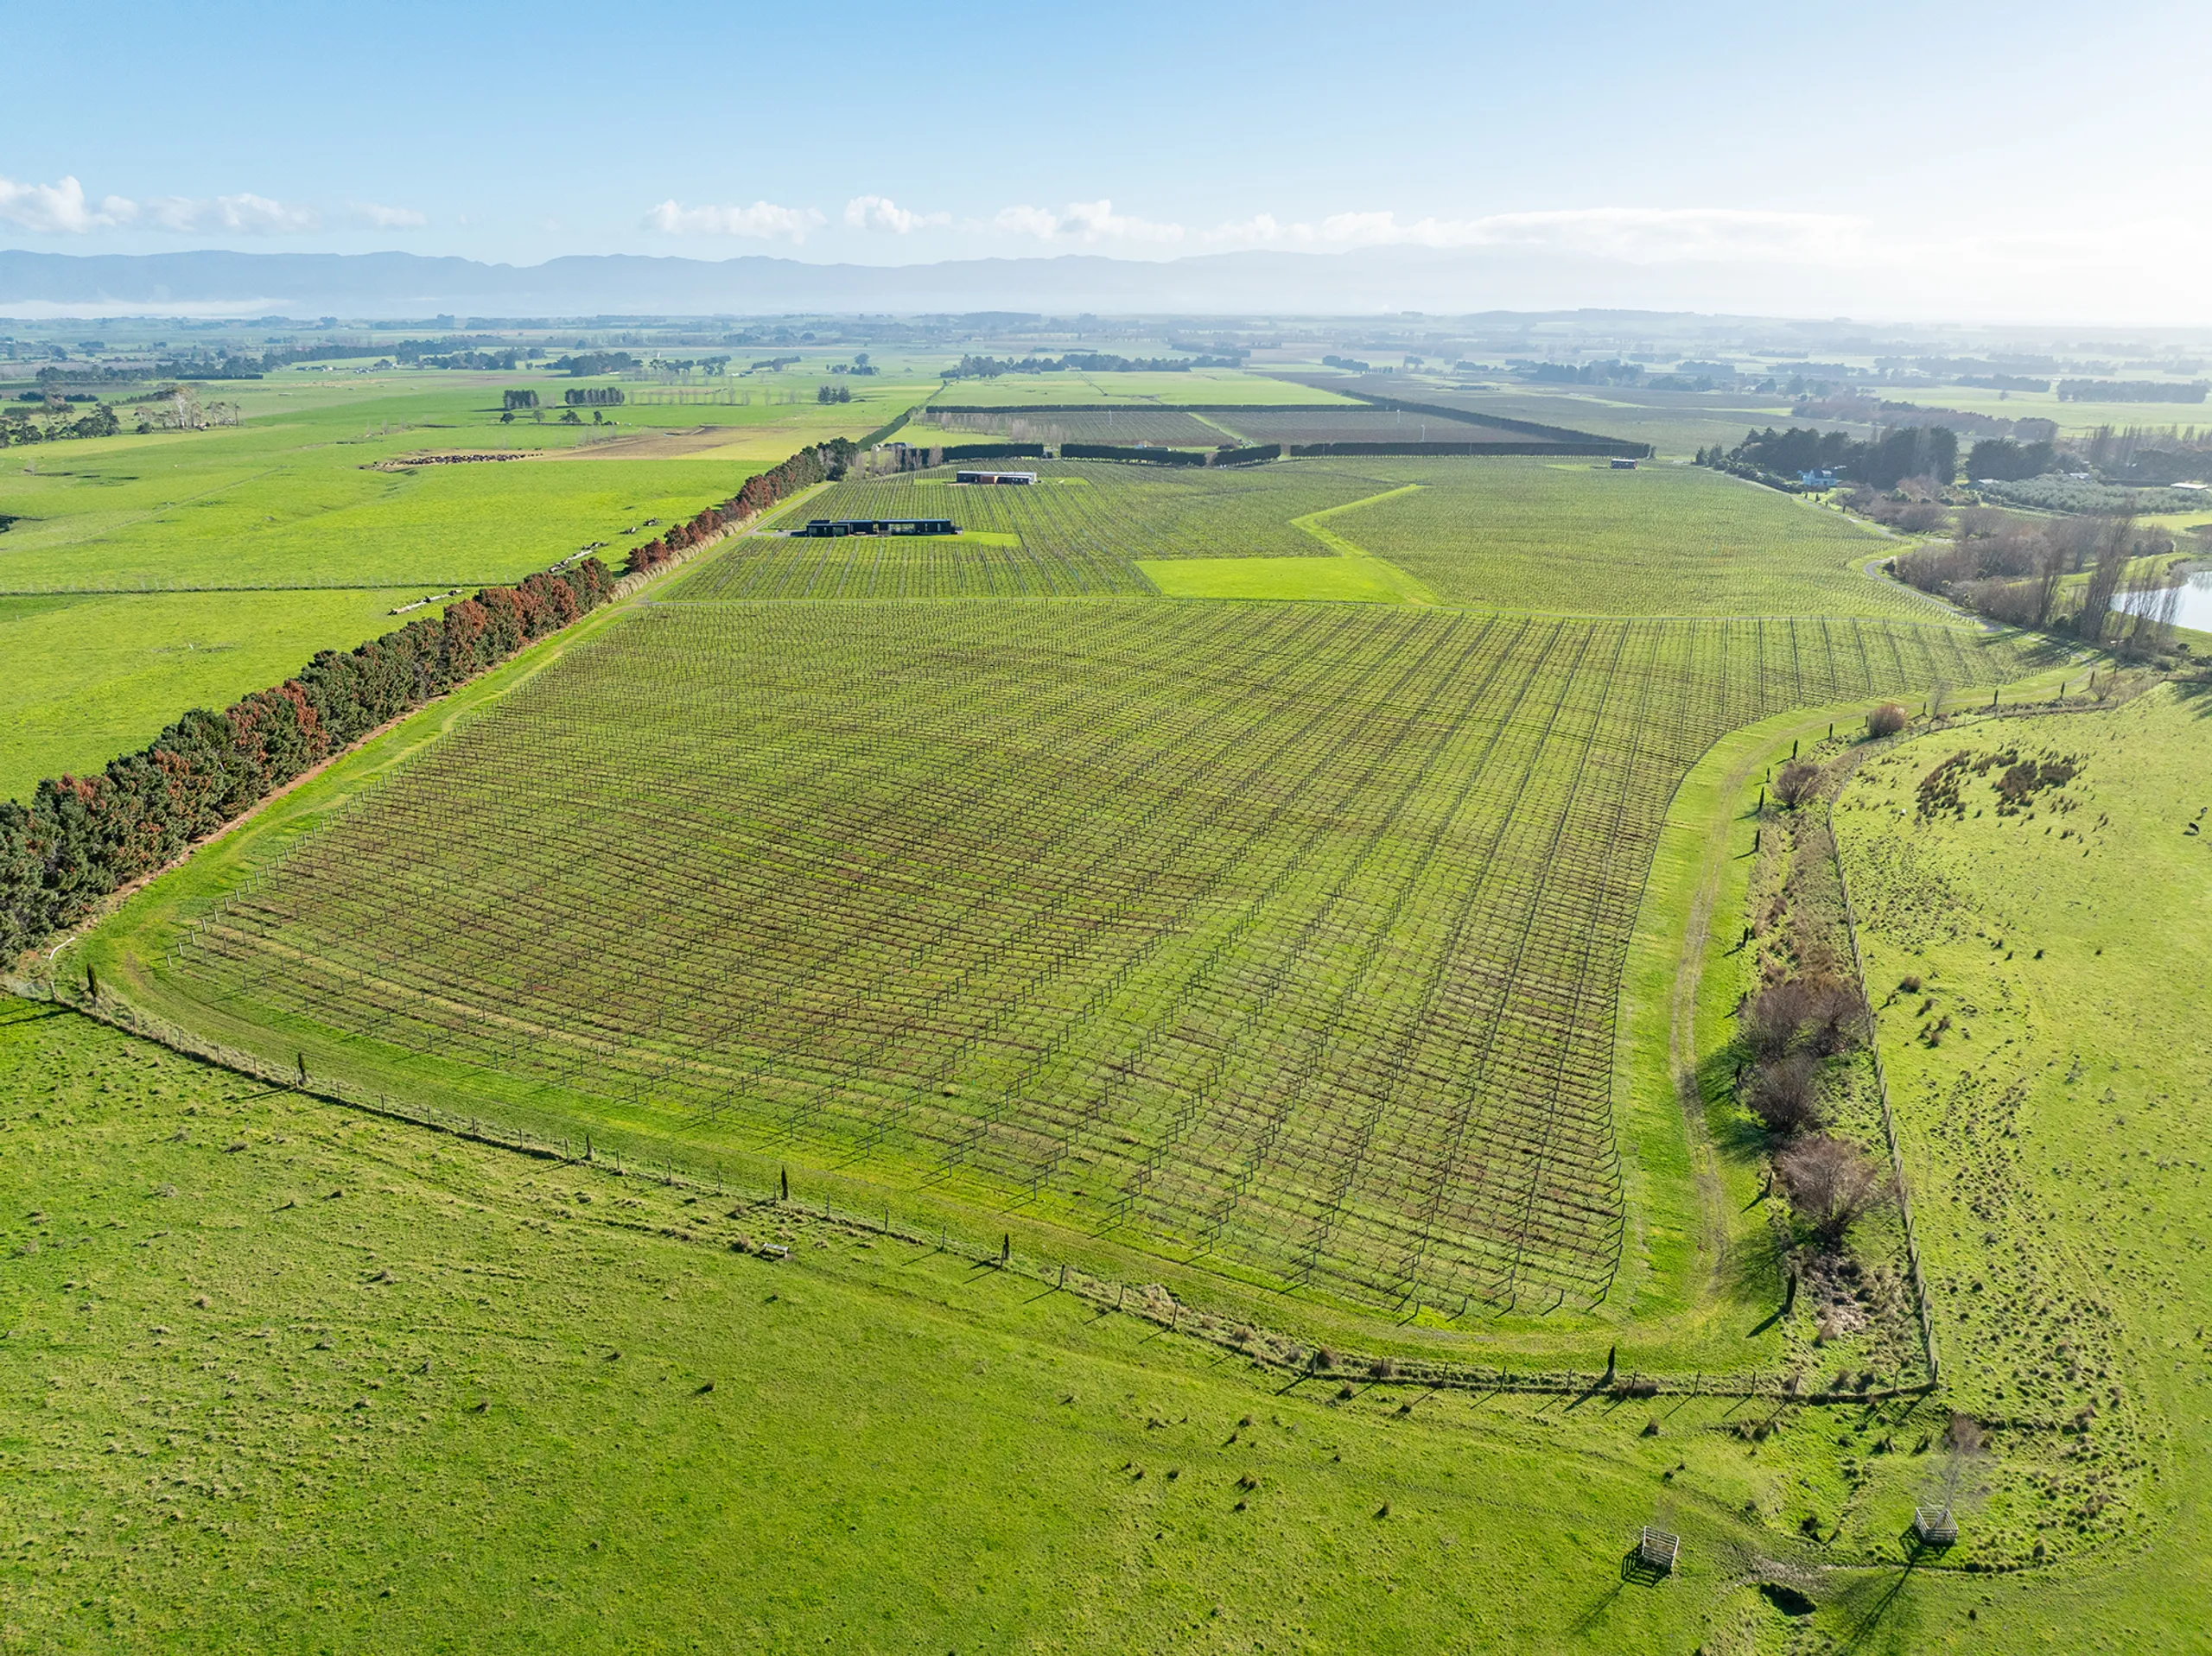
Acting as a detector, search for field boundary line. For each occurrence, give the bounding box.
[1821,742,1940,1386]
[1287,485,1441,605]
[4,980,1931,1411]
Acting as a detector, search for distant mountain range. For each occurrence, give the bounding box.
[0,245,1871,324]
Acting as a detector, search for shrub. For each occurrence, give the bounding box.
[1745,1052,1824,1134]
[1799,977,1873,1056]
[1773,759,1824,809]
[1742,979,1816,1060]
[1777,1134,1894,1245]
[1866,703,1909,739]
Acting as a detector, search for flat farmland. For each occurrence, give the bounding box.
[671,462,1407,600]
[0,587,410,801]
[927,371,1358,406]
[1212,406,1559,447]
[1325,458,1946,619]
[149,599,2028,1318]
[0,372,904,790]
[1274,372,1806,458]
[912,407,1234,447]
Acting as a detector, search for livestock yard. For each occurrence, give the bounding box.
[4,329,2209,1653]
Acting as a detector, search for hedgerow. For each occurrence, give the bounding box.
[2,441,868,958]
[0,559,614,959]
[621,440,857,577]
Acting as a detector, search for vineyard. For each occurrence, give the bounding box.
[669,461,1401,600]
[907,405,1555,450]
[668,455,1952,614]
[168,599,2028,1317]
[1319,458,1956,619]
[1207,407,1551,447]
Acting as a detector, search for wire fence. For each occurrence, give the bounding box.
[18,976,1934,1411]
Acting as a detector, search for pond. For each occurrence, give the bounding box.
[2114,566,2212,634]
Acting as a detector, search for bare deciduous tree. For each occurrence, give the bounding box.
[1745,1052,1824,1134]
[1773,759,1824,809]
[1777,1133,1894,1245]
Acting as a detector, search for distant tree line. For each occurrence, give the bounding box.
[503,389,539,410]
[551,352,641,378]
[563,387,625,406]
[0,557,616,958]
[1891,509,2185,650]
[620,441,859,579]
[0,402,120,447]
[817,384,852,403]
[1699,425,1959,490]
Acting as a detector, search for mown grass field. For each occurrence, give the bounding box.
[0,371,911,796]
[0,588,406,803]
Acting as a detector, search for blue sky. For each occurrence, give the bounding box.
[4,0,2209,316]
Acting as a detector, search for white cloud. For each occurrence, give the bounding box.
[1205,206,1868,263]
[843,194,950,234]
[983,199,1185,247]
[144,192,321,234]
[351,201,428,229]
[0,174,321,236]
[0,174,137,233]
[644,199,826,242]
[990,204,1063,240]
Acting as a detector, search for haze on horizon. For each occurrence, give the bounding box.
[3,0,2209,323]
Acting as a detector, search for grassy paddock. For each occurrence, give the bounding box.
[0,373,912,792]
[1826,686,2212,1602]
[2,995,1925,1654]
[0,588,413,801]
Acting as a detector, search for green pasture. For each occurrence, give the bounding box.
[0,588,410,802]
[5,996,1983,1656]
[0,371,917,798]
[1906,381,2212,436]
[1138,555,1425,603]
[1829,682,2212,1646]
